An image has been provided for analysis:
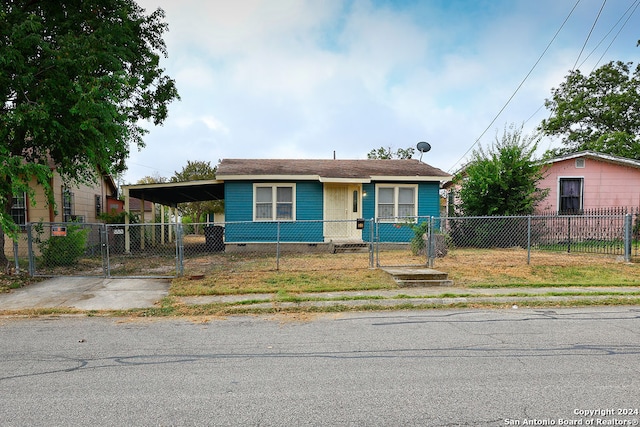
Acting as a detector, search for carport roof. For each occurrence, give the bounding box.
[122,180,224,207]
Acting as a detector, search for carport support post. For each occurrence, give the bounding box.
[150,202,156,246]
[160,205,166,245]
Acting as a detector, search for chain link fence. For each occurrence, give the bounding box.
[19,222,178,278]
[3,213,637,277]
[181,220,375,276]
[436,213,638,265]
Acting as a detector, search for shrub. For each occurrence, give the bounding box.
[410,221,429,255]
[39,224,89,267]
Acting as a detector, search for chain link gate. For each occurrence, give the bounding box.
[374,216,436,268]
[27,222,180,278]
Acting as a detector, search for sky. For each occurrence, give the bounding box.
[124,0,640,184]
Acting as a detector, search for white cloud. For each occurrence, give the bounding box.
[124,0,640,183]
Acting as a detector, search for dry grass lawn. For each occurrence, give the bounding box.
[172,245,640,296]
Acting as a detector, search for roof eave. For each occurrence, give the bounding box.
[369,175,454,182]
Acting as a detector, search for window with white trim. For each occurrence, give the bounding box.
[559,177,583,214]
[254,184,295,221]
[376,184,418,220]
[11,192,27,228]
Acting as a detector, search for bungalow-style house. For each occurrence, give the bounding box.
[536,151,640,215]
[215,158,452,247]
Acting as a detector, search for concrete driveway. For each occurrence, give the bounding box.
[0,277,171,311]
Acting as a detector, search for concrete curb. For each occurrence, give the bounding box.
[177,286,640,309]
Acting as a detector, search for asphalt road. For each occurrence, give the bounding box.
[1,308,639,426]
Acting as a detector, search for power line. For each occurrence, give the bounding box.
[524,0,640,129]
[447,0,581,173]
[591,0,640,70]
[572,0,607,70]
[576,0,640,70]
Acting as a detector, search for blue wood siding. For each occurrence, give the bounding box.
[296,182,323,221]
[361,183,376,241]
[375,181,440,243]
[223,180,441,243]
[224,181,323,242]
[224,182,253,222]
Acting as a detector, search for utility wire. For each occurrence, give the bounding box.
[576,0,640,70]
[447,0,581,173]
[591,0,640,70]
[524,0,639,127]
[572,0,607,70]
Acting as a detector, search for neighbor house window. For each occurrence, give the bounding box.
[376,185,418,220]
[254,184,295,221]
[11,192,27,229]
[63,187,74,222]
[95,195,102,217]
[559,177,583,214]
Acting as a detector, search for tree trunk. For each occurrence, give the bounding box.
[1,175,13,273]
[0,226,8,274]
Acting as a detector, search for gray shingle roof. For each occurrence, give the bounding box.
[217,159,451,180]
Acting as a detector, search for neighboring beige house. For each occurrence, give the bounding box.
[128,197,154,222]
[5,169,119,258]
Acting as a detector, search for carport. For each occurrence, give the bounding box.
[121,180,225,252]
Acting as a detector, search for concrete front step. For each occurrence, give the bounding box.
[382,268,453,287]
[394,279,454,287]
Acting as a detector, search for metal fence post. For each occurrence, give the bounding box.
[176,223,184,276]
[27,223,35,276]
[427,216,435,268]
[567,216,572,253]
[375,218,380,267]
[625,213,632,262]
[13,240,20,274]
[276,221,281,271]
[527,216,531,265]
[101,224,109,277]
[369,218,374,269]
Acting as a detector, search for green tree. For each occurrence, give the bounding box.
[367,146,415,159]
[171,160,223,234]
[539,61,640,159]
[0,0,179,269]
[455,124,548,216]
[137,173,167,184]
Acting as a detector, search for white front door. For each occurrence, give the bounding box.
[323,184,362,241]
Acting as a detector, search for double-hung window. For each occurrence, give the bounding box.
[559,178,583,215]
[11,193,27,229]
[254,184,295,221]
[376,185,417,220]
[62,187,75,222]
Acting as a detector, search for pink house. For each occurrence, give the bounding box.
[537,151,640,214]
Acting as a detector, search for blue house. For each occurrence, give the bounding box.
[216,159,452,246]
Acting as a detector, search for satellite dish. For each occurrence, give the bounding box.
[416,141,431,152]
[416,141,431,161]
